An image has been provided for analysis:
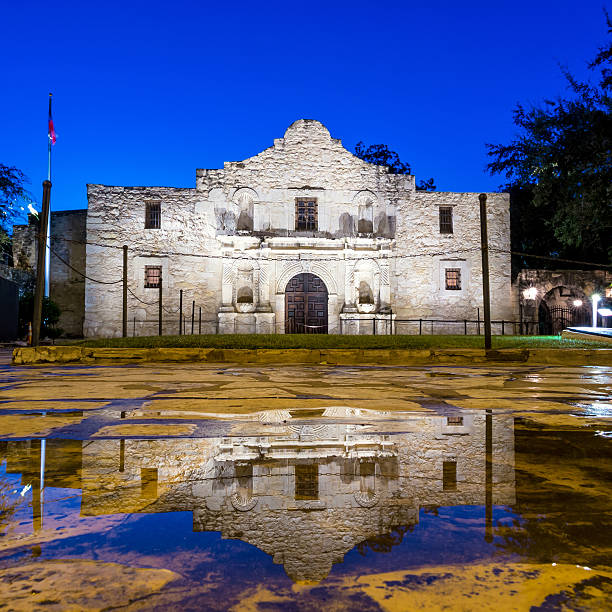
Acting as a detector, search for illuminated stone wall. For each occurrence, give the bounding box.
[394,191,513,331]
[80,119,512,336]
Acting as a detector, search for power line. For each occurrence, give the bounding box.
[49,235,611,268]
[49,246,122,284]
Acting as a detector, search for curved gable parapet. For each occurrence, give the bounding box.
[283,119,334,144]
[197,120,415,194]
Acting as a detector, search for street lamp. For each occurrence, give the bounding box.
[591,294,601,328]
[573,299,583,308]
[523,287,538,301]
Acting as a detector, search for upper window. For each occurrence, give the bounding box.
[145,202,161,229]
[445,268,461,290]
[144,265,161,288]
[295,199,318,231]
[439,206,453,234]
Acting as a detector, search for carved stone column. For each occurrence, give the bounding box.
[220,261,235,312]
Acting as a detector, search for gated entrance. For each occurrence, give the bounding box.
[538,303,591,335]
[285,273,328,334]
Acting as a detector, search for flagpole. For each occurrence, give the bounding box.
[48,94,52,181]
[45,93,53,296]
[32,93,54,344]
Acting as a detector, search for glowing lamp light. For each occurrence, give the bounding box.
[591,294,601,328]
[573,299,583,307]
[523,287,538,300]
[598,308,612,317]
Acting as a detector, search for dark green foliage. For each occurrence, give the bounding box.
[487,12,612,269]
[18,293,63,339]
[354,142,436,191]
[0,164,30,230]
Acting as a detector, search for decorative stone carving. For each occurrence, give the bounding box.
[230,492,258,512]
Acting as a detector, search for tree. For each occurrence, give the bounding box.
[486,12,612,269]
[1,164,31,265]
[0,164,30,229]
[354,142,436,191]
[18,293,63,340]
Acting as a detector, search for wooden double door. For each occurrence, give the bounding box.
[285,273,328,334]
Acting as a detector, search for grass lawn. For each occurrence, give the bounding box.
[71,334,611,350]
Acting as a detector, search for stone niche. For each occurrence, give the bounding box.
[218,260,275,334]
[341,257,394,334]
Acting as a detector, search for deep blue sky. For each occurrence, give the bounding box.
[1,1,608,215]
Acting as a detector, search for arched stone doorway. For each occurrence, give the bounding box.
[285,273,328,334]
[538,286,591,334]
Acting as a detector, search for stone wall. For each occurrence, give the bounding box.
[84,186,217,337]
[84,120,513,337]
[394,191,513,332]
[12,217,38,272]
[11,211,86,336]
[50,211,87,336]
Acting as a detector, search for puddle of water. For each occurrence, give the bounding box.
[1,410,611,610]
[1,364,611,609]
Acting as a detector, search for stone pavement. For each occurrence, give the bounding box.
[0,362,610,610]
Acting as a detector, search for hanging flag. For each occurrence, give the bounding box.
[48,93,56,145]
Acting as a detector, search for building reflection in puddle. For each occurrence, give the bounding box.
[0,409,515,583]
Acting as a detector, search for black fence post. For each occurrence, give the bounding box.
[479,193,492,350]
[122,245,128,337]
[419,319,422,335]
[501,320,505,335]
[191,300,195,334]
[158,276,163,336]
[477,308,481,335]
[133,317,136,337]
[464,319,467,335]
[179,289,183,335]
[199,307,202,335]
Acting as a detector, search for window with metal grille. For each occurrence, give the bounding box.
[295,199,318,231]
[295,463,319,500]
[145,202,161,229]
[443,461,457,491]
[439,206,453,234]
[144,265,161,288]
[445,268,461,290]
[447,416,464,426]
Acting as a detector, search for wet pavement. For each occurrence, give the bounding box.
[0,359,611,610]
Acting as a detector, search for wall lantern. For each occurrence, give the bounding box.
[573,299,583,308]
[523,287,538,300]
[591,294,601,328]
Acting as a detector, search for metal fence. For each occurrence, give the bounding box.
[126,315,541,337]
[389,318,539,336]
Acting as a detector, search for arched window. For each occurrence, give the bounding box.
[358,201,373,234]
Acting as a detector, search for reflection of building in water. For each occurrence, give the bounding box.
[0,410,515,583]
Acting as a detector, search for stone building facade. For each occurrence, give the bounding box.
[81,119,512,337]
